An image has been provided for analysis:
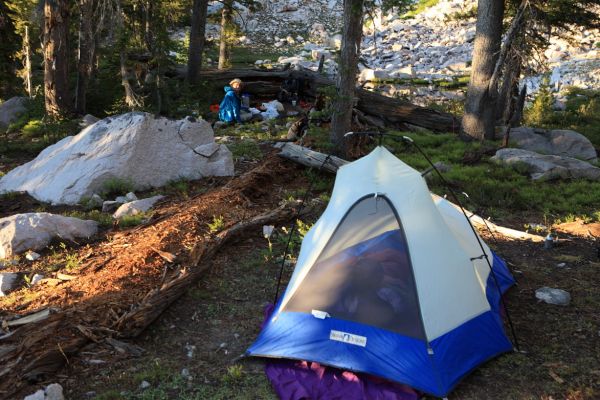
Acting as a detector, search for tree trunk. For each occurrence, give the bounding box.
[24,25,33,97]
[218,0,233,70]
[120,51,142,108]
[496,52,521,126]
[330,0,364,156]
[75,0,96,114]
[462,0,504,140]
[43,0,72,118]
[187,0,209,84]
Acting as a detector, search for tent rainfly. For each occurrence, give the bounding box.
[247,146,515,398]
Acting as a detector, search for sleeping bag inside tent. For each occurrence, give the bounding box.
[246,146,515,398]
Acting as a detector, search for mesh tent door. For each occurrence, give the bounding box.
[284,194,425,339]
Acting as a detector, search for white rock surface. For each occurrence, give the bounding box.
[509,127,598,162]
[0,112,234,205]
[44,383,65,400]
[0,272,20,296]
[113,195,165,219]
[25,251,40,261]
[535,287,571,306]
[0,96,28,130]
[0,213,98,258]
[492,148,600,181]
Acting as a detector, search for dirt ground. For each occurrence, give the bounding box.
[2,151,599,400]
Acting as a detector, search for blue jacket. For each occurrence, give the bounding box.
[219,86,241,123]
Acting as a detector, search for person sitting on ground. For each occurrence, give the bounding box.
[219,78,243,123]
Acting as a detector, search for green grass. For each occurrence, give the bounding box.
[64,210,113,227]
[378,132,600,222]
[403,0,440,18]
[101,177,135,199]
[207,215,225,233]
[227,140,263,161]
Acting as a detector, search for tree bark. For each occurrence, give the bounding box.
[187,0,209,84]
[43,0,72,118]
[217,0,233,70]
[75,0,96,114]
[120,51,142,108]
[462,0,505,140]
[24,25,33,97]
[330,0,364,156]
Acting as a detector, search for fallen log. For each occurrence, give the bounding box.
[274,142,348,173]
[180,67,460,132]
[274,142,544,242]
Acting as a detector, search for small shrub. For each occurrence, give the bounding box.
[101,177,134,199]
[118,213,147,228]
[208,215,225,233]
[524,76,555,127]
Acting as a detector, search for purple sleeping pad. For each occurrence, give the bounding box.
[261,304,421,400]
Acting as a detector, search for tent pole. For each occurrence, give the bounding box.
[272,154,334,304]
[402,136,521,352]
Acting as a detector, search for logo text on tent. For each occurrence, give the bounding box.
[329,330,367,347]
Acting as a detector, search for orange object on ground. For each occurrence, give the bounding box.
[209,104,220,113]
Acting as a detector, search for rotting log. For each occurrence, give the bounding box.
[274,142,348,173]
[274,142,544,242]
[176,67,460,132]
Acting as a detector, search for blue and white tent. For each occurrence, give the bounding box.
[247,146,515,397]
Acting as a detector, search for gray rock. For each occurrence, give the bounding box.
[102,200,121,213]
[125,192,138,202]
[0,272,20,296]
[535,287,571,306]
[31,273,44,285]
[45,383,64,400]
[509,127,597,162]
[113,195,165,219]
[80,114,99,129]
[0,213,98,258]
[23,389,45,400]
[114,196,128,204]
[87,194,104,209]
[0,112,234,205]
[492,148,600,181]
[140,381,151,390]
[0,97,28,131]
[25,251,40,261]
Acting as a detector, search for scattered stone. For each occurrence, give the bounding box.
[115,196,128,204]
[0,272,20,296]
[0,96,28,131]
[0,213,98,258]
[87,194,104,209]
[45,383,64,400]
[492,148,600,181]
[113,195,165,219]
[181,368,192,380]
[31,273,44,285]
[102,200,121,213]
[535,287,571,306]
[556,263,567,268]
[0,112,234,205]
[25,251,41,261]
[140,381,151,390]
[125,192,138,202]
[509,127,597,162]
